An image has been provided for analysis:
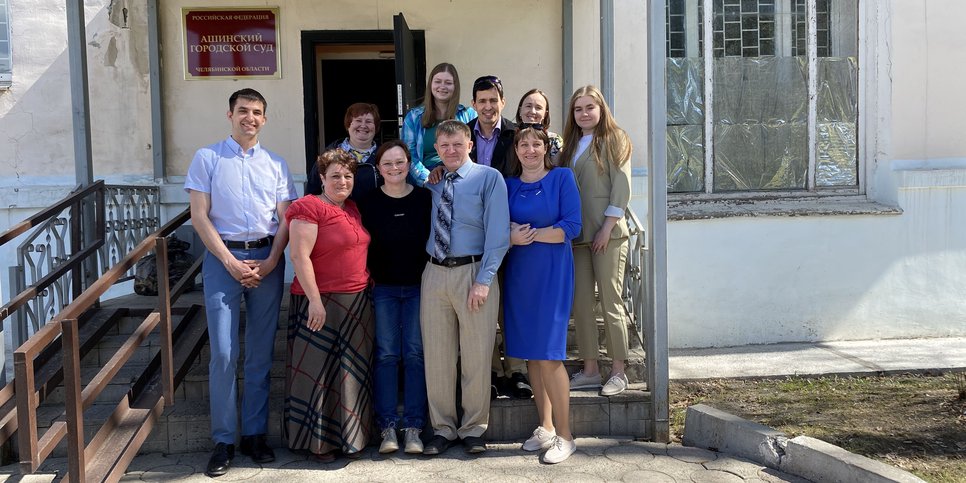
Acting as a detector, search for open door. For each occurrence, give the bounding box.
[393,13,417,127]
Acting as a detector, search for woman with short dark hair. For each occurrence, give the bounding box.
[284,149,374,462]
[356,139,432,455]
[306,102,382,199]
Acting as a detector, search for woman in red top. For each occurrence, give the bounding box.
[284,149,372,462]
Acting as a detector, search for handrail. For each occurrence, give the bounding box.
[14,207,196,478]
[0,182,100,246]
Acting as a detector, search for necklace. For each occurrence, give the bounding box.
[318,191,344,208]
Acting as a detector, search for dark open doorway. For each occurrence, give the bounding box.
[300,22,426,180]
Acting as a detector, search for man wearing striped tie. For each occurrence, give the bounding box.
[419,120,510,457]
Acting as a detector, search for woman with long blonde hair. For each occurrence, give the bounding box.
[558,85,633,397]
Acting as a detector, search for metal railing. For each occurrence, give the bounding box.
[14,208,199,480]
[4,182,160,349]
[623,206,648,347]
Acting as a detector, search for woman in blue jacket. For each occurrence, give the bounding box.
[401,62,476,186]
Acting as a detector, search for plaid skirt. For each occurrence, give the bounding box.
[283,290,374,456]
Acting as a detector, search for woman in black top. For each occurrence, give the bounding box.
[356,139,432,455]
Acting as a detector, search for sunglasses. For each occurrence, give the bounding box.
[473,75,503,91]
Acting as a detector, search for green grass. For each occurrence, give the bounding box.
[670,372,966,482]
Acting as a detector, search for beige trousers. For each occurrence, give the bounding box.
[420,261,499,440]
[572,239,630,361]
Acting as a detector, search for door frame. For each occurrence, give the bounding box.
[300,30,426,177]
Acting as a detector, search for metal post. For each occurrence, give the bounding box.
[66,0,93,186]
[645,0,670,443]
[66,0,99,299]
[600,0,615,107]
[148,0,166,181]
[563,0,574,109]
[155,238,175,405]
[61,318,85,482]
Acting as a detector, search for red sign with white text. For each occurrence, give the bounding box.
[182,8,281,79]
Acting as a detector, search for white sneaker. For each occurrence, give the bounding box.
[403,427,424,454]
[542,436,576,464]
[379,427,399,453]
[600,372,628,396]
[569,370,602,390]
[522,426,556,451]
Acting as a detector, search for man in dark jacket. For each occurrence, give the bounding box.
[467,75,517,178]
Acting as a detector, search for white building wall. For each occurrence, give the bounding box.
[652,0,966,347]
[2,0,965,349]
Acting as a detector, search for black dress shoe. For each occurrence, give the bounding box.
[206,442,235,477]
[509,372,533,399]
[422,435,457,456]
[240,434,275,464]
[462,436,486,454]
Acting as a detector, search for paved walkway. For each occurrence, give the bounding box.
[669,336,966,380]
[22,438,808,482]
[7,336,961,482]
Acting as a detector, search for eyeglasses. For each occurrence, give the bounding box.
[473,75,503,92]
[518,122,546,131]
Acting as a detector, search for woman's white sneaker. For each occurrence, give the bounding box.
[403,428,424,454]
[542,436,576,464]
[378,427,399,453]
[522,426,556,451]
[569,370,602,390]
[600,372,628,396]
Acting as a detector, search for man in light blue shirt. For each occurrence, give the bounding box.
[184,88,297,477]
[420,120,510,457]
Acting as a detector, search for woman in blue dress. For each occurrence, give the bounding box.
[503,125,582,464]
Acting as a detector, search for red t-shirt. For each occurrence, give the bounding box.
[287,195,371,294]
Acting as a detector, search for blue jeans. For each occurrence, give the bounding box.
[202,246,284,444]
[372,284,426,430]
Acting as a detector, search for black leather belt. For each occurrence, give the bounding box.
[224,236,273,249]
[430,254,482,268]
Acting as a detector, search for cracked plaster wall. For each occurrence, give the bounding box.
[0,0,152,190]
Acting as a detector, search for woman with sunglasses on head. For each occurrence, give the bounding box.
[401,63,476,186]
[514,88,564,160]
[559,85,633,398]
[503,124,581,463]
[355,140,432,456]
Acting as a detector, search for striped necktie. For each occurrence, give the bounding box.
[433,171,459,261]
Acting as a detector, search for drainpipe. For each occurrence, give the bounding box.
[599,0,615,108]
[66,0,98,293]
[148,0,165,181]
[66,0,92,185]
[646,0,670,443]
[563,1,574,113]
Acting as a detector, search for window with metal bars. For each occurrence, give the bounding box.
[0,0,10,88]
[665,0,858,194]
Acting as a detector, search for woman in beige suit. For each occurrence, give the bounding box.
[558,85,633,396]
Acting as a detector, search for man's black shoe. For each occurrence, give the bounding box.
[240,434,275,464]
[509,372,533,399]
[422,435,457,456]
[206,442,235,477]
[462,436,487,454]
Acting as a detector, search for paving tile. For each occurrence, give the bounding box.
[620,469,677,482]
[603,444,657,465]
[689,469,746,482]
[702,455,769,479]
[138,463,195,481]
[667,444,718,463]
